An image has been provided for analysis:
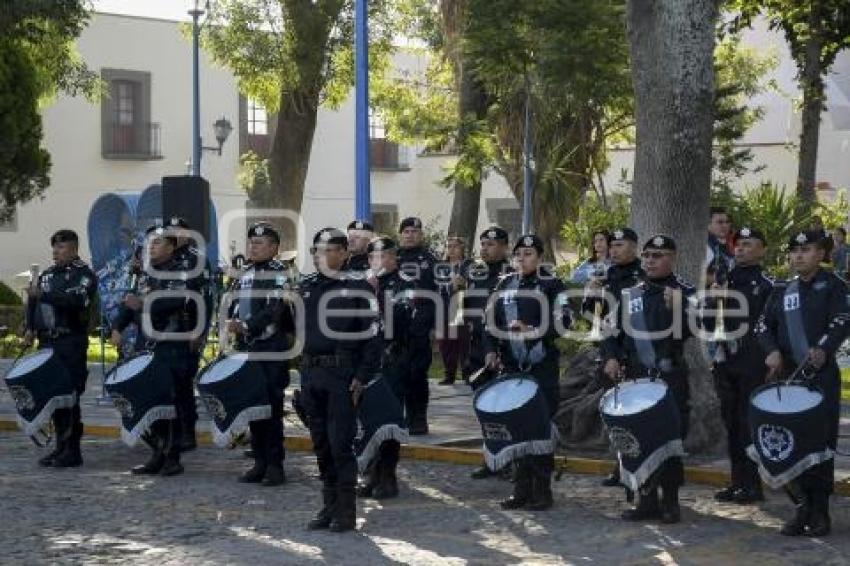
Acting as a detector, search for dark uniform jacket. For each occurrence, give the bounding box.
[173,243,212,338]
[483,269,570,372]
[756,269,850,366]
[705,264,773,369]
[112,255,203,350]
[27,257,97,340]
[396,245,438,337]
[464,259,512,341]
[375,269,415,358]
[344,253,370,274]
[601,273,697,377]
[298,271,382,384]
[581,258,644,318]
[227,258,295,351]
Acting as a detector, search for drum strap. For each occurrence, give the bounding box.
[782,280,810,365]
[500,278,545,370]
[627,287,657,370]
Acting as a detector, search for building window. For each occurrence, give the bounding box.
[486,198,522,245]
[372,204,399,236]
[247,100,268,136]
[369,109,386,140]
[369,109,409,170]
[101,69,161,160]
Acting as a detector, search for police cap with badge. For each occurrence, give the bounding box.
[733,226,766,245]
[312,227,348,248]
[367,236,397,254]
[248,221,280,244]
[787,229,829,250]
[480,226,509,243]
[146,222,177,245]
[643,234,676,251]
[513,234,544,254]
[611,227,639,244]
[347,220,374,232]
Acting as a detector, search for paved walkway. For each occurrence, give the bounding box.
[1,434,849,565]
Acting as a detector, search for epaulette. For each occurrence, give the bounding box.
[674,274,696,292]
[268,259,284,270]
[71,258,87,268]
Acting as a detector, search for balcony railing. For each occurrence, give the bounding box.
[370,138,410,171]
[102,122,162,160]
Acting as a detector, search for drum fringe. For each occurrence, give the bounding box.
[120,406,177,447]
[16,393,77,438]
[746,444,835,489]
[210,405,273,448]
[619,439,686,492]
[483,424,558,472]
[357,424,409,473]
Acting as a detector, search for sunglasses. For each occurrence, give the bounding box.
[641,251,671,259]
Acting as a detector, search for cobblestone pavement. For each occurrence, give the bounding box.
[1,433,849,565]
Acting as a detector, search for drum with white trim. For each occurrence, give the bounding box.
[4,348,75,438]
[746,382,832,489]
[599,378,684,491]
[196,353,272,448]
[104,352,176,447]
[473,373,556,471]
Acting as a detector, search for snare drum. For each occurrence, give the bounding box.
[746,382,832,488]
[355,376,407,472]
[473,373,556,471]
[599,378,684,491]
[196,354,272,448]
[4,349,75,437]
[104,353,177,447]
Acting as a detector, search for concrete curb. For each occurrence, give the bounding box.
[3,418,849,496]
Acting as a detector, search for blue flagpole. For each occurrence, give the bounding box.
[354,0,371,220]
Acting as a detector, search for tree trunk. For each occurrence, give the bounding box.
[626,0,723,453]
[265,87,320,250]
[447,63,488,254]
[795,10,824,209]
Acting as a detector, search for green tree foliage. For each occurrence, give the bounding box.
[560,192,630,262]
[0,1,96,222]
[727,1,850,206]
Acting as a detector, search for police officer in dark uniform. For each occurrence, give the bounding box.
[110,224,203,476]
[166,216,212,451]
[301,228,381,533]
[601,234,697,524]
[396,216,438,435]
[226,221,295,486]
[464,226,512,479]
[483,234,570,511]
[356,235,414,500]
[756,229,850,537]
[345,219,374,273]
[24,229,97,467]
[583,227,644,488]
[709,227,773,504]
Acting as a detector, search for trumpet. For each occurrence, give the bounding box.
[588,300,604,341]
[713,295,727,342]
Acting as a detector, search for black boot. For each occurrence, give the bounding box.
[262,465,286,486]
[660,485,681,524]
[500,460,532,510]
[356,462,380,498]
[179,421,197,452]
[160,449,184,476]
[622,488,661,521]
[601,465,621,488]
[806,491,831,537]
[471,465,493,480]
[239,461,267,483]
[780,485,810,536]
[307,486,337,530]
[408,405,429,436]
[438,376,455,385]
[714,485,739,502]
[731,484,765,504]
[38,414,66,467]
[526,471,554,511]
[53,421,83,468]
[373,458,399,500]
[329,485,357,532]
[132,447,165,475]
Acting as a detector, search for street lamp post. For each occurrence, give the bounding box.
[190,1,204,177]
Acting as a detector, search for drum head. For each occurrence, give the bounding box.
[107,354,154,384]
[602,379,667,416]
[475,377,539,413]
[199,354,249,384]
[752,384,822,414]
[6,349,54,380]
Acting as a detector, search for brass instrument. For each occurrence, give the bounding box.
[588,263,606,341]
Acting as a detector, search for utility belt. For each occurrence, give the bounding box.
[36,326,79,341]
[301,353,353,369]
